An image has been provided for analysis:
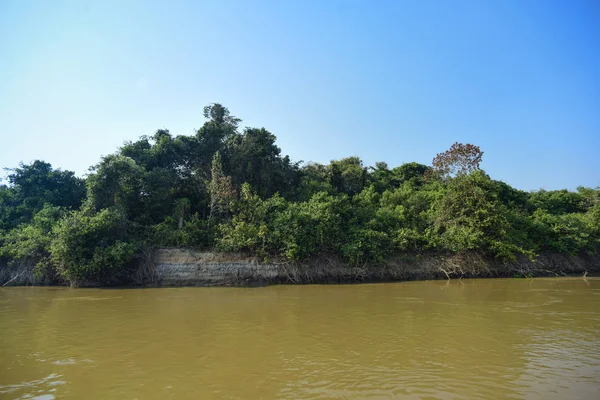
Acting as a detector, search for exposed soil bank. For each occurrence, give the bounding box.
[145,249,600,286]
[2,249,599,287]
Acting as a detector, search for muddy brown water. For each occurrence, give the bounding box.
[1,278,599,399]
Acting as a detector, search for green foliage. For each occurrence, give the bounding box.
[86,155,145,216]
[149,217,183,247]
[217,184,284,257]
[209,152,236,219]
[0,204,63,276]
[149,214,215,249]
[296,163,334,201]
[226,128,300,198]
[0,161,85,230]
[217,185,351,261]
[49,208,136,285]
[428,172,529,260]
[271,192,350,260]
[1,107,598,285]
[529,189,587,215]
[531,209,598,254]
[341,228,393,265]
[174,198,191,229]
[329,157,367,196]
[392,162,431,186]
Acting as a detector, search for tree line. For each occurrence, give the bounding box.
[1,104,598,285]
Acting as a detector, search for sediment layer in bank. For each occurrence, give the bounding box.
[2,249,598,287]
[147,249,599,287]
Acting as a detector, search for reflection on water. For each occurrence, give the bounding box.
[0,372,62,399]
[1,278,599,399]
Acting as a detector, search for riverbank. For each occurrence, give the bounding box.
[2,249,599,287]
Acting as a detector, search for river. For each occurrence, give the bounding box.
[1,278,599,399]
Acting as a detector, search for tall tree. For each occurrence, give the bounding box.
[329,157,367,196]
[431,142,483,179]
[0,161,85,229]
[209,152,236,220]
[86,155,145,218]
[227,127,299,198]
[194,104,241,181]
[174,198,191,229]
[392,162,431,185]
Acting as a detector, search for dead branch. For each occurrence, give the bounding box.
[2,271,24,287]
[439,267,451,280]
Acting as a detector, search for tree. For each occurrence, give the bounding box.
[194,104,241,181]
[226,127,300,198]
[174,198,191,229]
[431,142,483,179]
[368,162,394,192]
[430,171,529,260]
[296,162,334,201]
[0,204,63,276]
[49,207,136,286]
[329,157,367,196]
[2,105,599,285]
[86,155,145,217]
[0,161,85,230]
[209,152,236,219]
[392,162,431,185]
[529,189,586,215]
[203,103,241,127]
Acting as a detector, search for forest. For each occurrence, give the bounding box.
[1,104,599,285]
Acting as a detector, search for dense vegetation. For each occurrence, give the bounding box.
[1,104,599,285]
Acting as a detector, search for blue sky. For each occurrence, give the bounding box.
[1,0,598,191]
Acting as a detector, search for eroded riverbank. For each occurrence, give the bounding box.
[2,249,599,287]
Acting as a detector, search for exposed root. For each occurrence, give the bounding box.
[439,267,451,280]
[129,248,159,285]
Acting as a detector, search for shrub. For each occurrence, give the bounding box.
[50,207,136,285]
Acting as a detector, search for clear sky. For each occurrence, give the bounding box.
[1,0,598,191]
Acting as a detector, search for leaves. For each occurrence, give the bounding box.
[1,105,598,285]
[431,142,483,179]
[49,207,136,285]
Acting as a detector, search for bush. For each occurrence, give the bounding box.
[50,207,136,285]
[341,229,393,265]
[532,209,597,254]
[429,172,529,261]
[0,204,62,276]
[270,193,349,260]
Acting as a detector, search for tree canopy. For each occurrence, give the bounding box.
[1,103,598,285]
